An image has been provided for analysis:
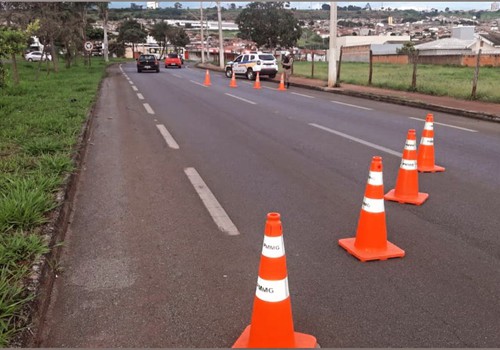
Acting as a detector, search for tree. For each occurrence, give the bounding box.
[397,41,416,57]
[118,19,147,57]
[86,26,104,41]
[0,28,28,86]
[168,27,190,51]
[174,2,182,9]
[321,4,330,11]
[150,21,171,57]
[235,2,302,49]
[230,3,236,10]
[0,22,38,85]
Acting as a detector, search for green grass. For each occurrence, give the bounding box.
[292,61,500,103]
[0,57,108,345]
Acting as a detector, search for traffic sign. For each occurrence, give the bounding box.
[84,41,93,51]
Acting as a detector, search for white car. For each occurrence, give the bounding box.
[25,51,52,62]
[225,52,278,80]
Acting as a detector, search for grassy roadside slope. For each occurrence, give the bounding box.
[0,59,114,346]
[292,61,500,103]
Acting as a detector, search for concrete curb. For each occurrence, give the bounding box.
[195,63,500,123]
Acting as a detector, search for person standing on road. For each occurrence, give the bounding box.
[282,51,293,89]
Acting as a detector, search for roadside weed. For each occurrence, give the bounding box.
[0,58,107,345]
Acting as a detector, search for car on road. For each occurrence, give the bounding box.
[25,51,52,62]
[225,52,278,80]
[137,54,160,73]
[164,53,182,68]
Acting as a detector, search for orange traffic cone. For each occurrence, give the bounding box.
[230,70,238,88]
[417,113,445,173]
[385,129,429,205]
[253,71,261,89]
[278,72,286,91]
[339,156,405,262]
[204,69,211,86]
[232,213,318,348]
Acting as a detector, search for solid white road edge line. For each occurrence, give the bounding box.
[409,117,478,132]
[143,103,155,115]
[331,100,373,110]
[184,167,240,236]
[156,124,180,149]
[224,93,257,105]
[309,123,402,157]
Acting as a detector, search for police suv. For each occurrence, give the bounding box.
[225,52,278,80]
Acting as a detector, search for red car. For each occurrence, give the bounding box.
[164,53,182,68]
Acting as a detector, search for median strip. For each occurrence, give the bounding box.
[309,123,402,157]
[184,167,240,236]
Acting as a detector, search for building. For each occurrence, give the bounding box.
[491,2,499,11]
[164,20,238,31]
[476,32,500,53]
[414,26,476,55]
[332,35,411,62]
[146,2,159,10]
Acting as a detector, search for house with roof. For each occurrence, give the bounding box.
[414,26,476,55]
[475,32,500,53]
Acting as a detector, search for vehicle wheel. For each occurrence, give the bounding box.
[137,69,141,73]
[28,58,33,62]
[269,74,276,79]
[246,69,255,81]
[178,66,182,69]
[156,68,160,73]
[225,69,233,78]
[165,66,167,68]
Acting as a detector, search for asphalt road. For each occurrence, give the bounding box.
[39,63,500,347]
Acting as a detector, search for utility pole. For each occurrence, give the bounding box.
[200,2,205,63]
[103,3,109,62]
[217,1,224,68]
[327,2,338,87]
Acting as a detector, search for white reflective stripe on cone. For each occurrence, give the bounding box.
[424,122,434,131]
[262,235,285,258]
[404,139,417,150]
[400,159,417,170]
[362,197,385,213]
[367,171,383,186]
[420,137,434,146]
[256,277,290,303]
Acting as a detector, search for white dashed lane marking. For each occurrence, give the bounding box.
[156,124,179,149]
[331,100,373,110]
[143,103,155,115]
[184,167,240,236]
[409,117,478,132]
[309,123,402,157]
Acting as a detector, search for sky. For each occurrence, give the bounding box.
[110,1,496,11]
